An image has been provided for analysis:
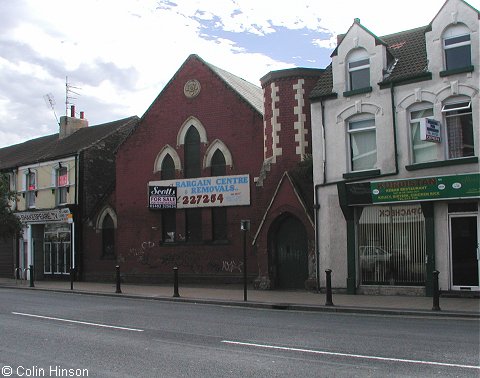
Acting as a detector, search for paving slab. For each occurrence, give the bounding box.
[1,278,478,318]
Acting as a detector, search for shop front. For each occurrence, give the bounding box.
[340,173,479,294]
[15,208,74,280]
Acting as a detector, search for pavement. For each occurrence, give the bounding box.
[0,277,478,319]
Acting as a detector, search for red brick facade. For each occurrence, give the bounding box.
[86,55,323,289]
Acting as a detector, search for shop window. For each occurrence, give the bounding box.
[102,214,115,258]
[348,117,376,171]
[442,100,474,159]
[25,171,36,208]
[443,24,471,71]
[44,223,71,274]
[409,106,436,164]
[56,166,68,205]
[357,205,426,286]
[211,149,227,241]
[347,49,370,91]
[184,126,201,178]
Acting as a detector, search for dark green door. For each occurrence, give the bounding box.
[276,216,308,289]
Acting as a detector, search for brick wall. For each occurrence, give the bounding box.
[114,56,264,281]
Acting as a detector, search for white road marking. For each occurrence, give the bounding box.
[221,340,480,370]
[12,312,144,332]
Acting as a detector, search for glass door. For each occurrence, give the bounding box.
[449,214,479,290]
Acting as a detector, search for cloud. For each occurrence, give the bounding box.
[0,0,479,149]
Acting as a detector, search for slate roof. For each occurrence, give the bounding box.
[310,25,430,99]
[381,26,429,84]
[0,116,138,170]
[202,57,264,115]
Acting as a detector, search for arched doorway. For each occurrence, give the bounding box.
[273,215,308,289]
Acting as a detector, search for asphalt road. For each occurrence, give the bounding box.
[0,288,478,378]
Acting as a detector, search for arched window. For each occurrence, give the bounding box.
[211,149,226,176]
[443,24,471,71]
[184,126,201,178]
[102,214,115,258]
[160,154,176,242]
[161,154,175,180]
[184,126,202,242]
[347,49,370,91]
[210,150,227,241]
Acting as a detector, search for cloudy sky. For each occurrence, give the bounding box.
[1,0,478,148]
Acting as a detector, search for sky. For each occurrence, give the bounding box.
[0,0,478,148]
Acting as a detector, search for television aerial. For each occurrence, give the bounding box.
[43,93,59,125]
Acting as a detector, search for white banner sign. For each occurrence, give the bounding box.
[16,208,71,224]
[149,174,250,208]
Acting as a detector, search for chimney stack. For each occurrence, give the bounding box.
[59,107,88,139]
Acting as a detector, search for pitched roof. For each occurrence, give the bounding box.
[252,171,314,245]
[200,56,264,115]
[0,116,138,170]
[330,19,388,58]
[381,26,429,84]
[310,25,430,99]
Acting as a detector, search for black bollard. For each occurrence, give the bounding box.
[29,265,35,288]
[70,267,74,290]
[325,269,333,306]
[115,265,122,294]
[173,267,180,297]
[432,270,441,311]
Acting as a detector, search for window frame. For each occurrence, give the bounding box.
[443,25,471,71]
[55,166,68,205]
[210,149,228,242]
[160,153,176,243]
[347,116,377,172]
[441,100,474,159]
[25,170,36,209]
[101,214,115,258]
[347,49,370,91]
[409,105,437,164]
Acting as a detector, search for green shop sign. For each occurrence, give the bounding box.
[344,173,480,205]
[371,173,480,204]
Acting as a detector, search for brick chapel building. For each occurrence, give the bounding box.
[84,54,323,290]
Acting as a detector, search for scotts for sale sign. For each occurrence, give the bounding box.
[148,186,177,209]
